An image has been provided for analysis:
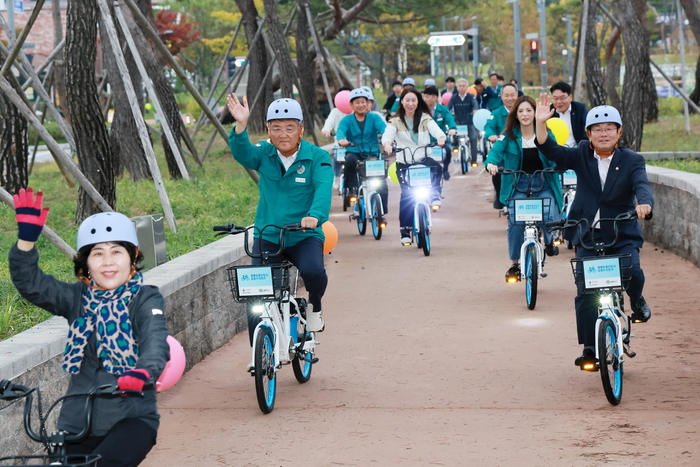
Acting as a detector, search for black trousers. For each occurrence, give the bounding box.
[247,236,327,345]
[344,153,389,212]
[396,159,443,228]
[66,417,157,467]
[574,239,645,347]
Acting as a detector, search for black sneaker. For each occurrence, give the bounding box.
[400,227,412,245]
[574,348,597,368]
[493,199,505,210]
[505,264,520,283]
[631,296,651,323]
[545,243,559,256]
[443,171,451,181]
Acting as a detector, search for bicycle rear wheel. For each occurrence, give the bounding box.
[342,186,349,212]
[460,146,468,174]
[418,204,430,256]
[598,319,623,405]
[524,243,538,310]
[254,326,277,414]
[355,194,367,235]
[370,193,383,240]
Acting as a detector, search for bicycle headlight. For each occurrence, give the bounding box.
[370,179,381,188]
[414,187,430,199]
[599,295,612,305]
[252,305,264,314]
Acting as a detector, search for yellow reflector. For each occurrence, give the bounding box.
[349,197,357,202]
[471,162,478,167]
[583,363,596,371]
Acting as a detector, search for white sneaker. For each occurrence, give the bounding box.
[332,177,340,190]
[305,304,325,332]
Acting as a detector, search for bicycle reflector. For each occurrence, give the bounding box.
[432,204,440,211]
[452,147,459,153]
[471,161,478,168]
[582,362,597,371]
[506,271,520,283]
[349,195,358,203]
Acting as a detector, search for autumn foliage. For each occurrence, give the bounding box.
[155,10,202,56]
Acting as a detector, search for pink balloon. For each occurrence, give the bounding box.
[334,90,352,114]
[441,92,452,106]
[156,335,186,392]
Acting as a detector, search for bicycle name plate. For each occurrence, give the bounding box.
[562,169,577,186]
[334,147,346,162]
[456,124,469,134]
[513,199,544,222]
[365,159,386,177]
[429,147,444,161]
[408,165,431,187]
[582,257,622,289]
[236,266,275,297]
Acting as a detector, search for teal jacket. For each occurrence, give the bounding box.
[336,112,386,155]
[483,105,509,139]
[484,127,563,208]
[431,103,457,138]
[229,128,333,246]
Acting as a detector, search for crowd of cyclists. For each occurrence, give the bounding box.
[5,71,655,465]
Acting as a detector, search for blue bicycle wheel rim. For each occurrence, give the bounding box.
[263,332,276,407]
[606,324,622,398]
[525,248,533,303]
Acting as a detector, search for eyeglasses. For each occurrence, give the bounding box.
[551,94,570,102]
[590,126,618,135]
[269,126,299,135]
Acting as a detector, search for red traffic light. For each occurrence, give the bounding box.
[530,40,538,50]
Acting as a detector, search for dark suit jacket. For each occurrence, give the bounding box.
[535,136,653,249]
[550,101,588,143]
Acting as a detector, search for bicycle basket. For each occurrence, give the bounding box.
[560,169,577,187]
[570,254,632,293]
[507,197,552,224]
[360,159,387,178]
[333,146,346,162]
[0,455,100,466]
[226,263,291,303]
[406,164,432,187]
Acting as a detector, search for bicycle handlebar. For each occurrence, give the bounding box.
[497,167,565,197]
[212,223,304,262]
[545,210,650,252]
[393,144,439,164]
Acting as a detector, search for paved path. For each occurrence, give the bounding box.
[143,163,700,466]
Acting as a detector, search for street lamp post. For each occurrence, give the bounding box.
[562,15,573,83]
[511,0,522,90]
[538,0,548,90]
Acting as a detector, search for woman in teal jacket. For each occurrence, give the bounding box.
[485,95,562,280]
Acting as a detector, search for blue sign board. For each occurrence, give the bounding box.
[514,199,544,222]
[582,257,622,289]
[14,0,23,11]
[429,147,443,161]
[365,160,385,177]
[562,169,577,186]
[408,165,431,187]
[236,266,274,297]
[334,146,346,162]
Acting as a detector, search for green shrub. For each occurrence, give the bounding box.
[657,97,686,117]
[27,120,67,145]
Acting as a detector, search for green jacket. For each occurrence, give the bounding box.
[483,105,509,139]
[431,103,457,137]
[484,127,563,208]
[336,112,386,155]
[229,128,333,246]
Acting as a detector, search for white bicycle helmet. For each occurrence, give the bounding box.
[349,88,371,102]
[425,78,436,86]
[402,77,416,86]
[360,86,375,101]
[266,98,304,122]
[585,105,622,130]
[77,212,139,250]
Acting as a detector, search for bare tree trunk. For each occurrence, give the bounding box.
[263,0,296,98]
[0,50,28,194]
[296,0,318,130]
[98,5,151,181]
[617,0,652,151]
[52,0,69,122]
[604,26,622,109]
[585,0,607,107]
[691,58,700,106]
[66,0,115,220]
[679,0,700,106]
[235,0,271,134]
[134,0,187,179]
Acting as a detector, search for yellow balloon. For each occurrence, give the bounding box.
[546,118,570,146]
[388,162,399,184]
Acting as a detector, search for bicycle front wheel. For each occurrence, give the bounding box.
[418,204,430,256]
[356,194,367,235]
[524,243,538,310]
[598,319,623,405]
[460,146,468,174]
[370,193,383,240]
[292,318,313,383]
[254,326,277,414]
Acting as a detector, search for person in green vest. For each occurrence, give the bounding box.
[422,86,457,180]
[484,83,519,209]
[227,94,333,339]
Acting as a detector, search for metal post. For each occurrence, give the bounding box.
[574,0,588,99]
[441,16,447,79]
[677,0,690,135]
[512,0,522,89]
[430,46,435,77]
[473,22,479,82]
[538,0,548,90]
[565,15,573,83]
[460,17,465,76]
[7,0,15,37]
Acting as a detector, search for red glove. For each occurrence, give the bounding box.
[14,187,50,242]
[117,369,150,392]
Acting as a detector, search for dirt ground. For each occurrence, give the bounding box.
[142,163,700,467]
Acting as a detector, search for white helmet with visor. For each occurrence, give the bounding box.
[77,212,139,250]
[266,98,304,122]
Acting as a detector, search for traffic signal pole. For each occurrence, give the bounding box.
[538,0,548,90]
[512,0,522,90]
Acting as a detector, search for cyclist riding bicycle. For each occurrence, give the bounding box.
[382,88,446,244]
[423,86,457,180]
[485,95,562,280]
[9,192,170,466]
[448,78,479,166]
[534,96,654,369]
[227,94,332,337]
[336,87,388,216]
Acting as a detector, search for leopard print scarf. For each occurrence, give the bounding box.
[62,273,143,375]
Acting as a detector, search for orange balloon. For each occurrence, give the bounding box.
[467,87,478,97]
[322,221,338,253]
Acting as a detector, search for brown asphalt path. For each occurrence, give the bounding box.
[142,162,700,466]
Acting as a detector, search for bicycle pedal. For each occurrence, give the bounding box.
[311,357,319,364]
[540,273,547,278]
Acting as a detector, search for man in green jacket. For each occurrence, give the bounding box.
[422,86,457,179]
[227,94,333,337]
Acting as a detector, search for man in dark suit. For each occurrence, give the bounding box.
[549,81,588,147]
[535,96,653,369]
